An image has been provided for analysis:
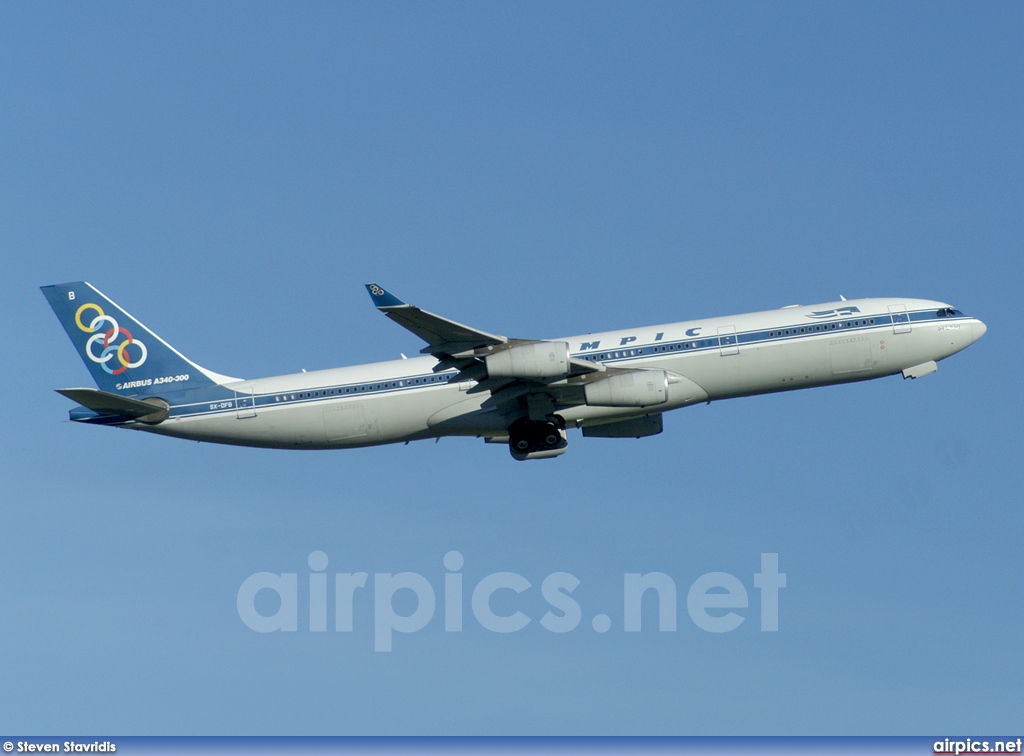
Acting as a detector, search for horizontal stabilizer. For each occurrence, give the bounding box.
[56,388,170,424]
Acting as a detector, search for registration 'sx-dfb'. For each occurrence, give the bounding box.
[42,282,986,460]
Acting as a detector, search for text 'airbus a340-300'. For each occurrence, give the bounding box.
[42,282,986,460]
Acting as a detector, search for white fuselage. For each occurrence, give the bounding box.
[135,297,985,449]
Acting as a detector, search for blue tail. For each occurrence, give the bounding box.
[41,282,239,395]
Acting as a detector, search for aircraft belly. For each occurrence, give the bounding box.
[147,413,282,447]
[360,390,449,440]
[150,394,440,450]
[316,393,441,447]
[427,394,504,435]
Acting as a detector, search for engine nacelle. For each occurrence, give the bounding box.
[485,341,570,380]
[584,370,668,407]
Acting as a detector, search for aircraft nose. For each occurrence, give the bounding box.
[973,320,987,342]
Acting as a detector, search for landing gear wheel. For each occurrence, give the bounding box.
[507,417,566,459]
[541,422,561,448]
[508,418,536,455]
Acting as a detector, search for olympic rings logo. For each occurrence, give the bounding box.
[74,303,148,375]
[369,284,384,297]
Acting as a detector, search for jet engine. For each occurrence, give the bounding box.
[584,370,668,407]
[485,341,570,379]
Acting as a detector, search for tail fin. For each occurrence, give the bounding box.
[41,282,240,395]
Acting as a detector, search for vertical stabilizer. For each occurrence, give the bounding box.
[41,282,239,395]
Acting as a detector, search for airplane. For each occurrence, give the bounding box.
[41,282,986,461]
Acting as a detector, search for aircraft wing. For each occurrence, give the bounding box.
[365,283,508,358]
[365,284,610,418]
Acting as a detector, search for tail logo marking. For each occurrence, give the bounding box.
[74,303,148,375]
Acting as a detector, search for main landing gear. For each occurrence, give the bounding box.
[508,417,568,461]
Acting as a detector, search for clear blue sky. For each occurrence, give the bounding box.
[1,1,1021,735]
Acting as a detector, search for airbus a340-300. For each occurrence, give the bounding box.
[42,282,985,460]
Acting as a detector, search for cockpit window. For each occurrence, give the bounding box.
[937,307,963,317]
